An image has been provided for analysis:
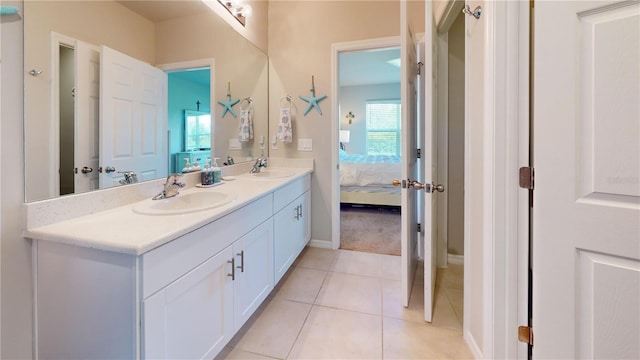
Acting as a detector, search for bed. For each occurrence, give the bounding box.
[339,150,401,207]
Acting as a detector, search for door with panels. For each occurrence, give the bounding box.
[534,1,640,358]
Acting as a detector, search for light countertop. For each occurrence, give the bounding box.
[24,167,313,256]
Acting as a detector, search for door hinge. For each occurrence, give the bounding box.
[417,61,424,75]
[417,148,422,158]
[416,223,422,232]
[519,166,534,190]
[518,326,534,346]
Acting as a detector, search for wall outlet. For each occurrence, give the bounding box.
[229,139,241,150]
[298,138,313,151]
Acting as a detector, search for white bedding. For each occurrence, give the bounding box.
[339,150,401,187]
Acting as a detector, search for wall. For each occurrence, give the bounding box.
[268,0,423,244]
[339,83,401,155]
[23,1,155,201]
[447,13,464,256]
[1,1,29,357]
[202,0,268,54]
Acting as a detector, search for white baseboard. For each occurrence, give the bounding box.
[308,239,332,249]
[448,253,464,265]
[464,329,483,359]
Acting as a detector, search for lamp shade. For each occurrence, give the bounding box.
[339,130,351,143]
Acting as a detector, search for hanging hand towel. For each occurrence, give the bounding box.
[277,108,293,143]
[238,109,253,142]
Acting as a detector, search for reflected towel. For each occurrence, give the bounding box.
[239,109,253,142]
[277,108,292,143]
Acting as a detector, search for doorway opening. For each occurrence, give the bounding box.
[336,46,402,256]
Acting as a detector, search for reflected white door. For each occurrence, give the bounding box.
[100,46,167,188]
[534,2,640,358]
[422,0,438,322]
[74,41,100,193]
[400,0,420,307]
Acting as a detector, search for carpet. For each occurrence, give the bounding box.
[340,205,401,256]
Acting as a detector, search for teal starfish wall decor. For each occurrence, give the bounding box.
[299,75,327,116]
[218,82,240,118]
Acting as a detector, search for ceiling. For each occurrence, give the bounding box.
[339,47,401,87]
[169,68,211,87]
[116,0,210,22]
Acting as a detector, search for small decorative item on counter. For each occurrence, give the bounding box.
[182,158,192,173]
[200,158,214,186]
[192,160,201,172]
[212,158,222,184]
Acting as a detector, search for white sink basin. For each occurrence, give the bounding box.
[133,191,235,215]
[249,170,294,179]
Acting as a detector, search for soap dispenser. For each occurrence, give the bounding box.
[200,158,213,186]
[212,157,222,184]
[192,160,201,172]
[182,158,192,173]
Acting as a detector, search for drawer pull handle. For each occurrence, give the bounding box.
[227,258,235,280]
[237,251,244,273]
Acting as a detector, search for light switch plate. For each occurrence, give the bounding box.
[229,139,242,150]
[298,138,313,151]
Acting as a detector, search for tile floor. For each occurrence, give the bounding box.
[217,247,472,359]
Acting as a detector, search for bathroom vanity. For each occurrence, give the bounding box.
[25,164,312,359]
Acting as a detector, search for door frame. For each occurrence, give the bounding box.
[455,1,530,358]
[329,36,401,250]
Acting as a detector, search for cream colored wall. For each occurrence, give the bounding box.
[23,1,155,201]
[268,0,423,243]
[155,11,269,163]
[447,13,464,256]
[1,1,30,357]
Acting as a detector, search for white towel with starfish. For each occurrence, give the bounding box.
[239,109,253,142]
[277,108,293,143]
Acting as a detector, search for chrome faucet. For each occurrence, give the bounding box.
[152,173,185,200]
[250,157,268,174]
[118,171,138,185]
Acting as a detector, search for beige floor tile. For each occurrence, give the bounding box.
[436,264,464,290]
[330,249,383,278]
[315,272,382,315]
[430,287,462,330]
[216,346,279,360]
[234,299,311,359]
[382,279,426,323]
[295,247,336,271]
[288,306,382,360]
[380,254,401,280]
[445,288,464,324]
[274,267,327,304]
[383,317,473,359]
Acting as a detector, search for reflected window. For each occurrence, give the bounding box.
[185,110,211,151]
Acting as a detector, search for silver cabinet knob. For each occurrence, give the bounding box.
[431,183,445,193]
[104,166,116,173]
[81,166,93,174]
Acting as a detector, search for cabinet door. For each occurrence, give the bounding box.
[273,200,298,283]
[296,190,312,254]
[143,246,234,360]
[233,220,274,332]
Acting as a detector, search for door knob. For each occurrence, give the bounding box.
[81,166,93,174]
[430,183,445,193]
[392,179,402,187]
[103,166,116,174]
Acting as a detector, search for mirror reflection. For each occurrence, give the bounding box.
[24,0,268,202]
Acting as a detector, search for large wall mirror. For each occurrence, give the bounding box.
[24,0,268,202]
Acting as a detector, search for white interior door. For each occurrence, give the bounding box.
[422,0,438,323]
[74,41,100,193]
[534,2,640,358]
[400,0,420,307]
[100,46,167,188]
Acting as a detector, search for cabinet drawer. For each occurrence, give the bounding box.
[273,174,310,213]
[141,194,273,299]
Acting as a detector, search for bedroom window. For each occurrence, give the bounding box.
[366,100,401,156]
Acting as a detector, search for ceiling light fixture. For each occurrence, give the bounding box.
[218,0,252,26]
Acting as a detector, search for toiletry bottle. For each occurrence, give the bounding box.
[212,157,222,184]
[182,158,192,173]
[201,158,213,185]
[192,160,201,172]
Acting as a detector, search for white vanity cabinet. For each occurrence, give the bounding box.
[273,175,311,283]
